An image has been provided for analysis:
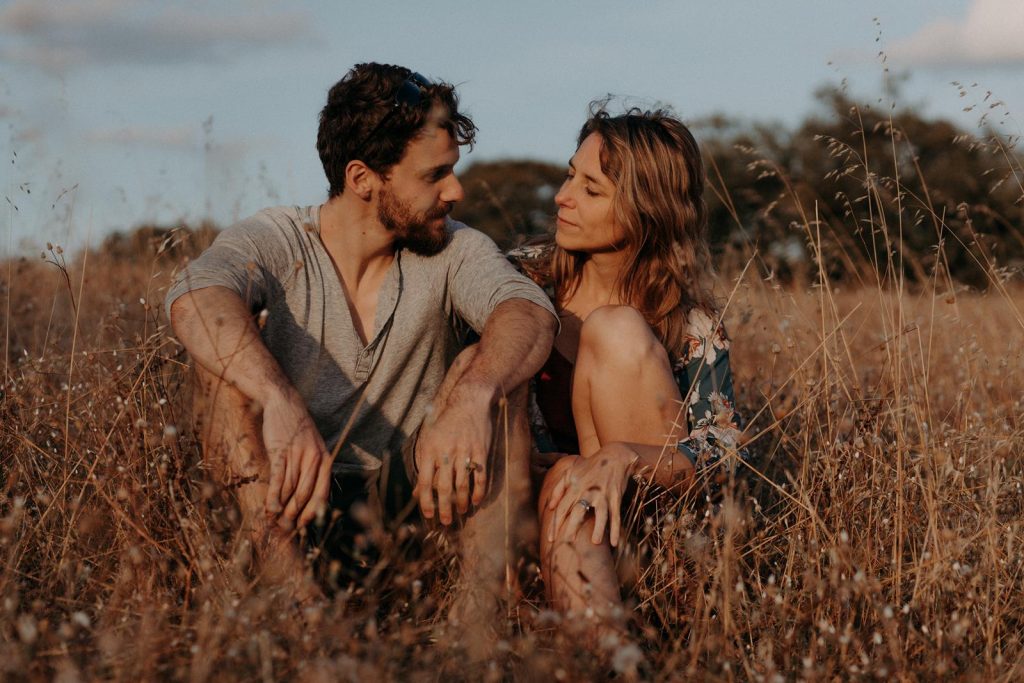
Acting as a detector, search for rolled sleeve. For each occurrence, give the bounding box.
[164,212,294,319]
[445,225,556,333]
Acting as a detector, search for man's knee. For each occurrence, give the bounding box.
[579,305,666,364]
[440,343,528,421]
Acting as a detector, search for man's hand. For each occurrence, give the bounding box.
[261,388,334,530]
[411,298,555,525]
[414,385,495,525]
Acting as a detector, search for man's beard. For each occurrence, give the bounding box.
[378,186,452,256]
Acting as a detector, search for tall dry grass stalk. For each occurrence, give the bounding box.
[2,111,1024,680]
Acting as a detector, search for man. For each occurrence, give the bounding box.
[165,63,556,644]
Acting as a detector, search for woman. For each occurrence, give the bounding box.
[509,106,748,636]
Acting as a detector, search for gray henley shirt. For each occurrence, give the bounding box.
[165,205,556,474]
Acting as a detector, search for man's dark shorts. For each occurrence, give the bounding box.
[308,429,422,588]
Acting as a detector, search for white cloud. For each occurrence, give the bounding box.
[0,0,313,73]
[888,0,1024,67]
[85,125,199,149]
[83,125,254,163]
[12,127,43,144]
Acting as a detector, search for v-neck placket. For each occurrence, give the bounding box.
[353,252,403,382]
[311,205,405,385]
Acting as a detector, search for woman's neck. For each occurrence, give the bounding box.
[574,249,629,307]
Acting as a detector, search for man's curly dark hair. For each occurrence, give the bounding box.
[316,62,477,198]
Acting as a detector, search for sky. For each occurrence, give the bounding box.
[2,0,1023,254]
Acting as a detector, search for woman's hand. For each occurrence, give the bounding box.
[546,442,638,548]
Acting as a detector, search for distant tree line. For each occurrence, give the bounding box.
[103,89,1023,289]
[451,89,1024,288]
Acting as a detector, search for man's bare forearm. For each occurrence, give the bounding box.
[171,285,333,524]
[169,286,295,407]
[413,298,555,520]
[451,299,557,406]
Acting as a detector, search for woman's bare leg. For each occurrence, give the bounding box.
[541,305,682,635]
[538,458,621,625]
[572,305,684,457]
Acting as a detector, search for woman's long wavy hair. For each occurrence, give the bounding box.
[551,105,716,359]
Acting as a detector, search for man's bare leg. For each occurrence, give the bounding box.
[193,364,321,602]
[425,347,535,660]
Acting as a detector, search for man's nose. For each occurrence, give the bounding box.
[442,175,465,204]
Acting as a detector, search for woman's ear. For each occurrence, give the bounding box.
[344,159,378,201]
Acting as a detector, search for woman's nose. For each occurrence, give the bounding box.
[554,180,572,208]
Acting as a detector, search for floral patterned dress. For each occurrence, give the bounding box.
[507,242,750,501]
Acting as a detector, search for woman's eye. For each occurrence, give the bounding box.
[585,186,598,197]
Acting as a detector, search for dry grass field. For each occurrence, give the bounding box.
[2,128,1024,680]
[3,236,1023,681]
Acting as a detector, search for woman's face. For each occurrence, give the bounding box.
[554,133,626,253]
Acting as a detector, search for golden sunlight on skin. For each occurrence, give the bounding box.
[553,133,626,254]
[380,104,465,235]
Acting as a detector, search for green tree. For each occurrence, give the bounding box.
[699,89,1024,287]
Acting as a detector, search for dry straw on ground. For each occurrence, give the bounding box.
[2,113,1024,681]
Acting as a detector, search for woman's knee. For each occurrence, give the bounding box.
[537,456,576,520]
[537,456,607,553]
[579,305,667,364]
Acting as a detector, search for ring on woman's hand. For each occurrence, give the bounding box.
[465,458,479,472]
[577,499,593,513]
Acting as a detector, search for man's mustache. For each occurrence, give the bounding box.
[428,201,454,220]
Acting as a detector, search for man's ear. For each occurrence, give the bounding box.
[344,160,379,201]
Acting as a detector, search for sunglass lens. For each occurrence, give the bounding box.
[409,72,432,89]
[394,79,424,107]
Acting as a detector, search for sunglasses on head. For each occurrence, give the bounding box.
[393,72,432,107]
[355,72,434,158]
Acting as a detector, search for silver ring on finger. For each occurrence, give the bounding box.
[577,499,593,513]
[465,457,479,472]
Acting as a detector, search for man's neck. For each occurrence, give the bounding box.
[318,194,396,291]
